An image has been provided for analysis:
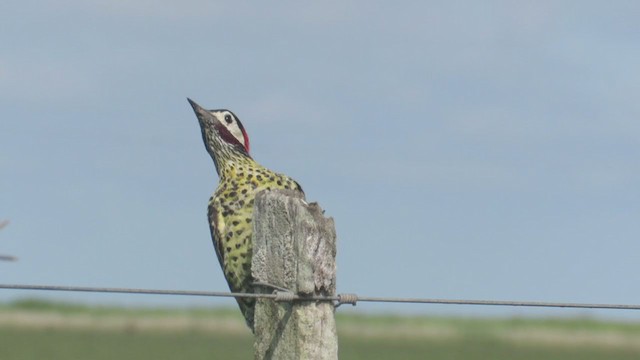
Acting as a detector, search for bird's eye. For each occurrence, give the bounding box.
[224,114,233,124]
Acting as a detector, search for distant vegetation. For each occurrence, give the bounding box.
[1,299,639,359]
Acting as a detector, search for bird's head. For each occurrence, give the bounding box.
[188,98,250,156]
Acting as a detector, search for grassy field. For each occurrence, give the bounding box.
[1,299,640,359]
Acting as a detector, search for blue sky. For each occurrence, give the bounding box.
[2,1,640,319]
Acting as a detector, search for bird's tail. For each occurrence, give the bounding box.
[236,297,255,332]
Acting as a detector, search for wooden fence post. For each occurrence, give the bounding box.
[252,189,338,360]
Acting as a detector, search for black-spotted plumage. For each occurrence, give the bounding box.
[188,99,303,331]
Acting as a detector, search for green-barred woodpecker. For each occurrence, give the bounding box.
[188,98,303,331]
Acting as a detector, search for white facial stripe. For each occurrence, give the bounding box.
[211,110,246,148]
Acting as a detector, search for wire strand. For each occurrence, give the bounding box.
[2,283,640,311]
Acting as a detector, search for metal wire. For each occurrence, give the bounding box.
[0,284,271,299]
[2,283,640,311]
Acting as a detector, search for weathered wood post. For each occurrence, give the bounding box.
[252,189,338,360]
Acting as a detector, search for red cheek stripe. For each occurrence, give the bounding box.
[242,130,250,153]
[214,122,251,153]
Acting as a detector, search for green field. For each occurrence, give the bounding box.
[1,300,639,359]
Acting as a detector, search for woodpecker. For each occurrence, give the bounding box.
[188,98,303,331]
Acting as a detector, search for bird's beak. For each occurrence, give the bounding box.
[187,98,216,128]
[187,98,206,116]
